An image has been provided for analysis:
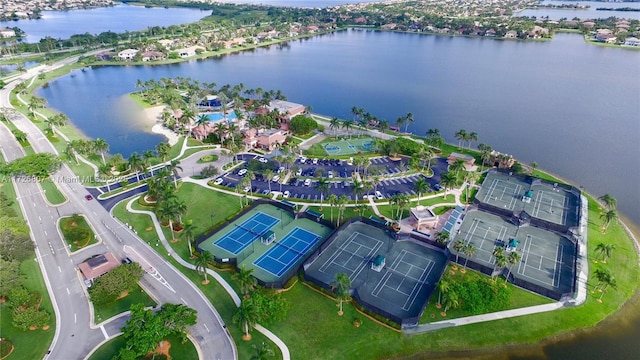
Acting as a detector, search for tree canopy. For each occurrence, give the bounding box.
[88,263,144,306]
[289,115,318,135]
[0,153,61,177]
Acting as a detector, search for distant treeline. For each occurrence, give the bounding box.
[596,7,640,12]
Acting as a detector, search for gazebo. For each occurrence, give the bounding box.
[371,255,386,272]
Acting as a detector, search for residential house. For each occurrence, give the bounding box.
[177,45,205,58]
[141,51,165,62]
[447,152,476,171]
[117,48,139,61]
[0,27,16,38]
[623,37,640,47]
[381,23,397,30]
[504,30,518,39]
[94,51,114,61]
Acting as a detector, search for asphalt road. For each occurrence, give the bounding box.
[1,64,235,359]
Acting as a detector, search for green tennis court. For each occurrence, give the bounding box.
[323,137,375,156]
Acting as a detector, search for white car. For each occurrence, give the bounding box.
[296,168,303,176]
[347,157,353,166]
[328,171,333,178]
[258,157,268,163]
[283,190,290,198]
[278,166,285,173]
[243,186,251,192]
[238,169,248,176]
[304,179,312,186]
[312,158,318,165]
[272,175,280,182]
[300,157,307,164]
[375,191,384,200]
[214,178,223,185]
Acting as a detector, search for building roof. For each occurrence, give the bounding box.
[410,206,437,221]
[79,252,119,281]
[373,255,385,266]
[448,152,474,161]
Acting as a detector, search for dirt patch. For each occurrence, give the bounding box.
[146,227,153,231]
[117,290,130,300]
[146,340,171,360]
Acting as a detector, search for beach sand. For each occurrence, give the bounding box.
[143,105,180,146]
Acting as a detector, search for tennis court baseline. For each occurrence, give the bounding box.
[254,227,321,276]
[483,178,521,210]
[318,231,383,280]
[214,212,279,255]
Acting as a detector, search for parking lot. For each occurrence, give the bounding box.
[215,154,448,201]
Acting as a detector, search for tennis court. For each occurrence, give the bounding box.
[475,175,524,211]
[305,221,447,322]
[254,227,321,276]
[523,183,580,227]
[214,212,279,255]
[452,210,575,295]
[323,137,375,156]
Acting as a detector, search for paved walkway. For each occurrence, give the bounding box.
[124,198,291,359]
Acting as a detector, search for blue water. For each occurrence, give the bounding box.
[0,4,208,43]
[516,0,640,20]
[206,112,237,123]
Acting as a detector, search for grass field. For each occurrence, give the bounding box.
[87,333,198,360]
[93,284,157,324]
[0,259,55,360]
[41,178,66,205]
[59,215,98,252]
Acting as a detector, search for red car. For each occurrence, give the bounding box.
[85,194,93,201]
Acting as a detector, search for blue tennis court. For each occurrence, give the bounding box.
[254,227,320,276]
[214,212,279,255]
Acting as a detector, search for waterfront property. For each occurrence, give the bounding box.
[197,202,333,286]
[304,219,448,326]
[449,170,583,300]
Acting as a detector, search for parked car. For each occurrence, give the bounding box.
[304,179,312,186]
[214,178,223,185]
[312,158,318,165]
[272,175,280,182]
[121,257,132,264]
[434,184,443,191]
[328,171,334,178]
[300,156,307,164]
[262,189,270,195]
[296,168,303,176]
[238,169,248,176]
[278,166,285,173]
[243,186,251,192]
[283,190,290,198]
[375,191,384,200]
[259,157,268,163]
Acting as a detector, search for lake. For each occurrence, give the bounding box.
[0,4,208,43]
[36,29,640,360]
[516,0,640,20]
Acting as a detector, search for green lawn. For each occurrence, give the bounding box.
[419,266,553,323]
[41,178,66,205]
[59,215,98,252]
[0,259,55,360]
[87,333,198,360]
[93,284,157,324]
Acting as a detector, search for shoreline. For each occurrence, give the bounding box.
[141,105,180,146]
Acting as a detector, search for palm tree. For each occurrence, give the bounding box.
[530,161,539,174]
[598,275,617,303]
[127,152,144,182]
[337,195,348,227]
[463,243,477,271]
[155,142,171,162]
[264,169,274,192]
[463,171,480,203]
[598,194,617,210]
[435,231,449,245]
[316,178,329,206]
[505,251,521,281]
[466,131,478,149]
[453,239,465,264]
[332,273,351,316]
[378,119,390,133]
[330,117,341,138]
[403,112,414,133]
[440,171,458,198]
[442,291,459,315]
[233,265,258,297]
[478,143,493,169]
[395,115,405,133]
[157,200,180,241]
[414,178,429,205]
[234,299,260,340]
[341,119,353,138]
[594,242,616,263]
[182,220,196,258]
[454,129,467,148]
[352,179,364,206]
[167,159,183,188]
[250,342,275,360]
[449,158,466,179]
[195,114,209,138]
[328,194,339,223]
[600,209,618,233]
[98,163,112,192]
[195,251,214,284]
[492,248,507,280]
[436,279,449,307]
[395,194,409,221]
[93,138,109,165]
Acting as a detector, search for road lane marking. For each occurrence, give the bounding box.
[39,216,42,221]
[93,211,97,216]
[74,313,77,324]
[100,325,108,339]
[66,288,70,294]
[58,266,62,273]
[203,323,210,333]
[44,230,47,236]
[180,297,188,305]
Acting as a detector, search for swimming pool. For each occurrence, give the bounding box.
[205,112,237,123]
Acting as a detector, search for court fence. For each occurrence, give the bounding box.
[195,199,337,288]
[302,217,441,328]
